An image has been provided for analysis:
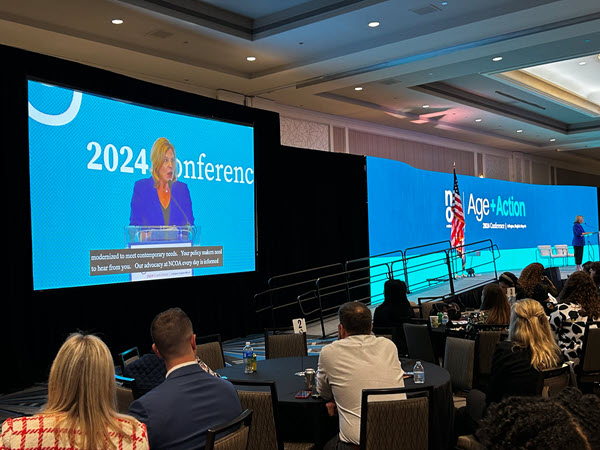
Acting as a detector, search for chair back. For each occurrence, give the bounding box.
[403,323,436,364]
[264,328,308,359]
[553,244,569,257]
[360,385,431,450]
[206,409,253,450]
[118,346,140,372]
[581,321,600,373]
[229,380,281,450]
[537,245,552,258]
[196,334,226,370]
[443,337,475,391]
[115,374,136,414]
[537,365,570,398]
[420,301,441,319]
[475,331,505,377]
[123,353,166,397]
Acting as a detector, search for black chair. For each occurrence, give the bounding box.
[444,336,475,393]
[403,323,436,364]
[205,408,253,450]
[578,321,600,388]
[118,346,140,373]
[474,330,507,389]
[264,327,308,360]
[196,333,226,370]
[123,353,166,397]
[359,385,432,450]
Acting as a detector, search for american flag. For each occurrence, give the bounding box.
[451,167,466,269]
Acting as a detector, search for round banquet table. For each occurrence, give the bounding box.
[217,355,454,449]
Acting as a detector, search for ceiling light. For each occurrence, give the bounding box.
[422,104,430,108]
[516,129,523,133]
[556,148,561,151]
[492,56,503,62]
[368,21,380,28]
[579,61,587,65]
[246,56,256,61]
[354,87,363,91]
[442,1,448,5]
[111,19,124,24]
[550,138,556,142]
[475,118,482,122]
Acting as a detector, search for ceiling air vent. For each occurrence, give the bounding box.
[409,4,441,15]
[145,29,174,39]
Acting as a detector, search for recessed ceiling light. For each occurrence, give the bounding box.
[550,138,556,142]
[111,19,124,24]
[475,118,482,122]
[246,56,256,61]
[355,87,363,91]
[492,56,503,62]
[422,104,430,108]
[516,129,523,133]
[579,61,587,65]
[368,21,380,28]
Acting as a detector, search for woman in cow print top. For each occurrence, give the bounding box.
[549,271,600,367]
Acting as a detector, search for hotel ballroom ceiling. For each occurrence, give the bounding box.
[2,0,600,170]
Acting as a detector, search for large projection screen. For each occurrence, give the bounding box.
[28,79,256,290]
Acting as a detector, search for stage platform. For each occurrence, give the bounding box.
[304,265,579,338]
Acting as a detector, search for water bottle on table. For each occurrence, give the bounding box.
[413,361,425,384]
[243,342,254,374]
[442,312,449,325]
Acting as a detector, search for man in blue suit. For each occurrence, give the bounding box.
[129,308,241,449]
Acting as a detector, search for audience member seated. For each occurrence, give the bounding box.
[517,262,558,314]
[549,271,600,367]
[582,260,593,274]
[487,299,563,404]
[129,308,241,450]
[373,279,415,328]
[467,283,510,331]
[476,388,600,449]
[498,272,519,305]
[317,302,405,449]
[0,333,149,450]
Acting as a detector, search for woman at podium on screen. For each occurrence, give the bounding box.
[573,215,591,271]
[130,137,195,232]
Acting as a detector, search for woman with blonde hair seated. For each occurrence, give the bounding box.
[487,299,563,404]
[1,333,149,450]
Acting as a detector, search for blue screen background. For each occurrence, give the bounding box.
[367,156,599,295]
[28,80,255,290]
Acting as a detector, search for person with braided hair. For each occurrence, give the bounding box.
[476,387,600,449]
[549,271,600,367]
[486,299,563,404]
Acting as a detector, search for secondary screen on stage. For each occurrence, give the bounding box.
[28,79,256,290]
[367,156,599,282]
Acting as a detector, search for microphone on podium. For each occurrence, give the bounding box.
[168,180,190,226]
